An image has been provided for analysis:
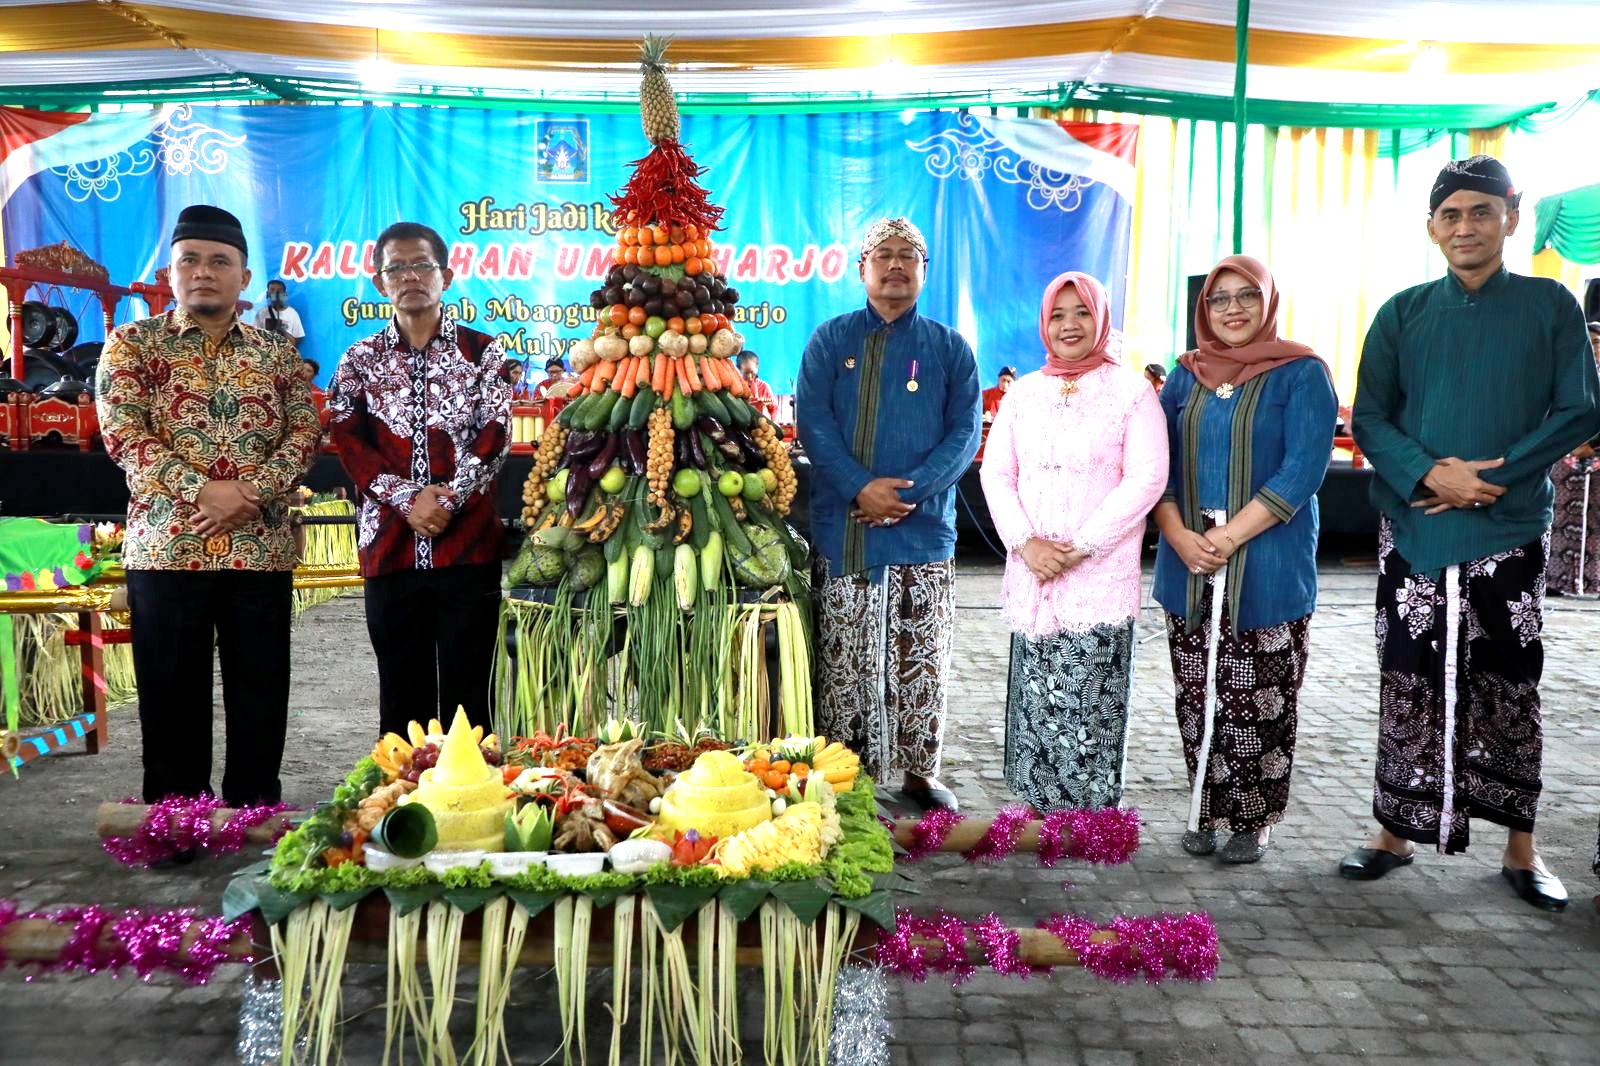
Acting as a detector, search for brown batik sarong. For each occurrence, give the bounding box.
[1546,459,1600,595]
[1166,582,1311,834]
[1372,518,1547,854]
[813,557,956,779]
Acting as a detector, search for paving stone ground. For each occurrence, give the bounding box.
[2,552,1599,1065]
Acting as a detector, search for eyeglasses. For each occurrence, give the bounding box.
[1204,287,1263,312]
[376,261,443,280]
[865,249,926,266]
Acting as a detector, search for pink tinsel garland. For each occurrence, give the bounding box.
[1037,807,1142,867]
[102,794,290,868]
[963,804,1034,864]
[875,908,1218,986]
[1042,911,1220,984]
[897,805,1140,867]
[899,806,964,861]
[0,899,253,984]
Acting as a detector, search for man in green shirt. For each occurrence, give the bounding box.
[1342,156,1600,911]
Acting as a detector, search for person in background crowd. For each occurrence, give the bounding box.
[982,365,1017,422]
[797,216,981,812]
[97,205,319,824]
[299,357,327,418]
[1143,363,1166,393]
[533,356,575,401]
[981,271,1167,811]
[1545,320,1600,596]
[739,350,778,419]
[507,359,532,400]
[1343,156,1600,911]
[1154,254,1337,865]
[328,221,512,738]
[253,278,305,350]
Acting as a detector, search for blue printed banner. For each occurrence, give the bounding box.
[1,104,1135,390]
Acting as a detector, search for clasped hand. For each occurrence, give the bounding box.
[1020,537,1088,581]
[407,484,458,538]
[1413,457,1505,515]
[192,480,262,538]
[852,477,915,526]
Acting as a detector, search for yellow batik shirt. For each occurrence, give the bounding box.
[96,308,321,571]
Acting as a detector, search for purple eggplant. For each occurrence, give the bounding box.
[622,428,648,475]
[688,429,709,469]
[585,434,619,479]
[566,430,605,461]
[566,467,594,519]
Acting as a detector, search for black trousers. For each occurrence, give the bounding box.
[364,561,501,739]
[125,568,293,806]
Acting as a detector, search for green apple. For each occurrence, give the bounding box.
[717,471,744,498]
[672,468,702,498]
[599,465,626,494]
[644,316,667,339]
[547,467,569,503]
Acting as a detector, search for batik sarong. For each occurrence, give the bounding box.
[1004,623,1134,811]
[1546,458,1600,594]
[813,557,955,779]
[1372,519,1547,854]
[1166,585,1310,833]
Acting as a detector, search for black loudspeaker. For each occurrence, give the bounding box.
[1584,277,1599,323]
[1185,274,1207,352]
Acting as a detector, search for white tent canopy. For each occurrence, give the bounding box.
[1,1,1597,106]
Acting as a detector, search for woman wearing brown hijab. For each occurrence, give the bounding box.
[1151,255,1337,864]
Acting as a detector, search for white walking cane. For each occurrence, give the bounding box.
[1187,509,1229,833]
[1579,471,1590,596]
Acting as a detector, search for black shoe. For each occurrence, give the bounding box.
[1338,846,1414,880]
[1181,830,1217,856]
[901,783,959,812]
[1220,830,1269,864]
[1501,866,1568,911]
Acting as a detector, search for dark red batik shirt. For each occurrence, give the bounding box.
[327,315,511,578]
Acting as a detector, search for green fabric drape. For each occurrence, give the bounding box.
[1534,183,1600,265]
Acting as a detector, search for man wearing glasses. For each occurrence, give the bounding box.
[328,222,512,738]
[796,217,981,813]
[1346,156,1600,910]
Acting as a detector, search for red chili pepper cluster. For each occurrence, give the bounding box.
[609,140,726,233]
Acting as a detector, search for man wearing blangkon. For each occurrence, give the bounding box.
[1344,156,1600,910]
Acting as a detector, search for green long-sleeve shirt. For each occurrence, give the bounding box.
[1352,266,1600,574]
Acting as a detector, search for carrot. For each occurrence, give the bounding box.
[652,353,671,396]
[577,364,597,392]
[683,352,704,393]
[591,359,617,395]
[636,356,651,388]
[700,354,723,391]
[720,358,748,397]
[674,356,695,396]
[618,356,639,399]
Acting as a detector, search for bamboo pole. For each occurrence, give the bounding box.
[94,801,298,841]
[0,915,1113,970]
[891,818,1044,853]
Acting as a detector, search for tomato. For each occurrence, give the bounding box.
[628,305,648,327]
[684,256,703,277]
[621,323,641,340]
[684,316,703,336]
[666,316,686,335]
[608,304,629,327]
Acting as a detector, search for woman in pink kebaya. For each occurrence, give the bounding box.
[980,271,1168,811]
